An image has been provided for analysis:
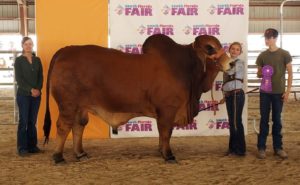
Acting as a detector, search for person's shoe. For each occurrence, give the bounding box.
[274,149,288,159]
[257,149,266,159]
[18,150,30,157]
[224,150,234,156]
[29,147,42,154]
[235,152,246,157]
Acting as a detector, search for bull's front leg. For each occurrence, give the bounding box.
[157,107,177,163]
[158,126,173,153]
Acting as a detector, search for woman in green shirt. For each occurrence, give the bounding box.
[14,37,43,156]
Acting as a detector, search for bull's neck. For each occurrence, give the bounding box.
[199,65,219,93]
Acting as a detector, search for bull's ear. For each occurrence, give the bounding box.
[205,45,216,55]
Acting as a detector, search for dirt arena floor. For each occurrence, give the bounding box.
[0,95,300,185]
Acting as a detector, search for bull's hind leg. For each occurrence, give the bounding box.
[157,107,177,163]
[72,110,89,161]
[53,116,72,164]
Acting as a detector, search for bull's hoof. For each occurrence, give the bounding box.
[158,148,162,154]
[53,153,65,164]
[165,156,177,164]
[76,152,89,162]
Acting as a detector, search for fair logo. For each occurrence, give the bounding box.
[138,24,174,36]
[183,26,192,35]
[216,119,229,129]
[215,81,223,91]
[207,5,217,15]
[207,119,229,129]
[119,120,153,132]
[175,120,198,130]
[162,4,198,16]
[207,119,216,129]
[222,42,231,52]
[137,25,147,35]
[116,45,125,52]
[199,100,220,112]
[185,24,220,36]
[208,4,244,15]
[116,44,142,54]
[115,5,124,15]
[161,5,171,15]
[116,4,153,16]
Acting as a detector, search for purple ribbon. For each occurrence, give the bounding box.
[260,65,273,92]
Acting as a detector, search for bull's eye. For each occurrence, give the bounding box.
[205,45,216,55]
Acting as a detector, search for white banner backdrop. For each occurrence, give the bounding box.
[109,0,249,138]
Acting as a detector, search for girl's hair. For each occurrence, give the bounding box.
[21,36,33,54]
[229,42,243,54]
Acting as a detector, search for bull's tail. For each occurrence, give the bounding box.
[43,50,61,145]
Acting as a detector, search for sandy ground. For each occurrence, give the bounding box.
[0,95,300,185]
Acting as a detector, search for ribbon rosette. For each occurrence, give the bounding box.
[260,65,273,92]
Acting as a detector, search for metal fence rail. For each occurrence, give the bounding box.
[247,51,300,100]
[0,51,19,124]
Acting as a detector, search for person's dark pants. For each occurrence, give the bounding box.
[17,95,41,153]
[257,92,283,151]
[225,90,246,155]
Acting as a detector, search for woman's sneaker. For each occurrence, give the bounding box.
[274,149,288,159]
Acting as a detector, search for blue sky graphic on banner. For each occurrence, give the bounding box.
[109,0,249,138]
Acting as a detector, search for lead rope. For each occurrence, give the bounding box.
[203,57,206,72]
[234,90,237,131]
[211,83,217,115]
[233,60,238,131]
[210,55,219,115]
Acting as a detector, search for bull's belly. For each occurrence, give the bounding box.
[89,106,157,128]
[88,105,191,129]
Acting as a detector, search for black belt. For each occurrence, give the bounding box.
[225,89,244,97]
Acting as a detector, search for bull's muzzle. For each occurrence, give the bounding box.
[208,49,232,72]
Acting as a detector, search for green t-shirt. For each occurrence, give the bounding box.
[256,48,292,94]
[14,55,44,96]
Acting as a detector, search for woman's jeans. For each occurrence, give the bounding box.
[257,92,283,151]
[17,95,41,153]
[225,90,246,155]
